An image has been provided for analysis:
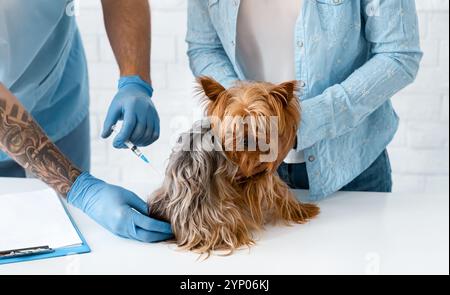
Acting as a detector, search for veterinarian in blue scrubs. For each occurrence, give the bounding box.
[186,0,422,200]
[0,0,172,241]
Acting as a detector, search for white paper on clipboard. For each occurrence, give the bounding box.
[0,189,82,252]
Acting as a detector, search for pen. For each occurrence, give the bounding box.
[111,125,150,164]
[0,245,54,259]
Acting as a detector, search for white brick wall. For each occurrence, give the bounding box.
[76,0,449,194]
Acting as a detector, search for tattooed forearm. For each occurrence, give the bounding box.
[0,84,81,195]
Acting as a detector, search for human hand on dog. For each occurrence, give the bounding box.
[68,172,173,242]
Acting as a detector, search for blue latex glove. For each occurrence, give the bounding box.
[102,76,160,148]
[67,172,173,242]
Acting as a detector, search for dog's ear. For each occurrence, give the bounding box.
[197,76,226,101]
[270,80,298,106]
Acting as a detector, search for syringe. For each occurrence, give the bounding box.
[110,125,150,164]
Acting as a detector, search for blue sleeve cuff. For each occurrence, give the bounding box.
[118,76,154,97]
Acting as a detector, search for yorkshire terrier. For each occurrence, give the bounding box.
[148,77,319,255]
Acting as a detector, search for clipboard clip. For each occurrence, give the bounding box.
[0,245,54,259]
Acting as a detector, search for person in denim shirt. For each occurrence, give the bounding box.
[186,0,422,201]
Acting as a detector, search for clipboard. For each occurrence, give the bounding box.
[0,194,90,265]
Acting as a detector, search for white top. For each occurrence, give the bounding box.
[0,178,447,275]
[236,0,305,163]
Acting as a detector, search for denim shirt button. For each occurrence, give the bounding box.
[299,80,306,88]
[297,40,304,48]
[333,0,342,4]
[308,155,316,162]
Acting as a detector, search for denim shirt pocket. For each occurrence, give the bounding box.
[362,1,407,43]
[314,0,354,35]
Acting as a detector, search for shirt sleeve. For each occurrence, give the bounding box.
[297,0,423,151]
[186,0,240,88]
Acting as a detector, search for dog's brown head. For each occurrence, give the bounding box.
[197,77,300,178]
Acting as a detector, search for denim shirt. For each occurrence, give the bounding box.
[186,0,422,201]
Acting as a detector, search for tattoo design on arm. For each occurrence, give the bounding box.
[0,94,81,195]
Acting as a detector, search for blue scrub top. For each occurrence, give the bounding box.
[0,0,89,162]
